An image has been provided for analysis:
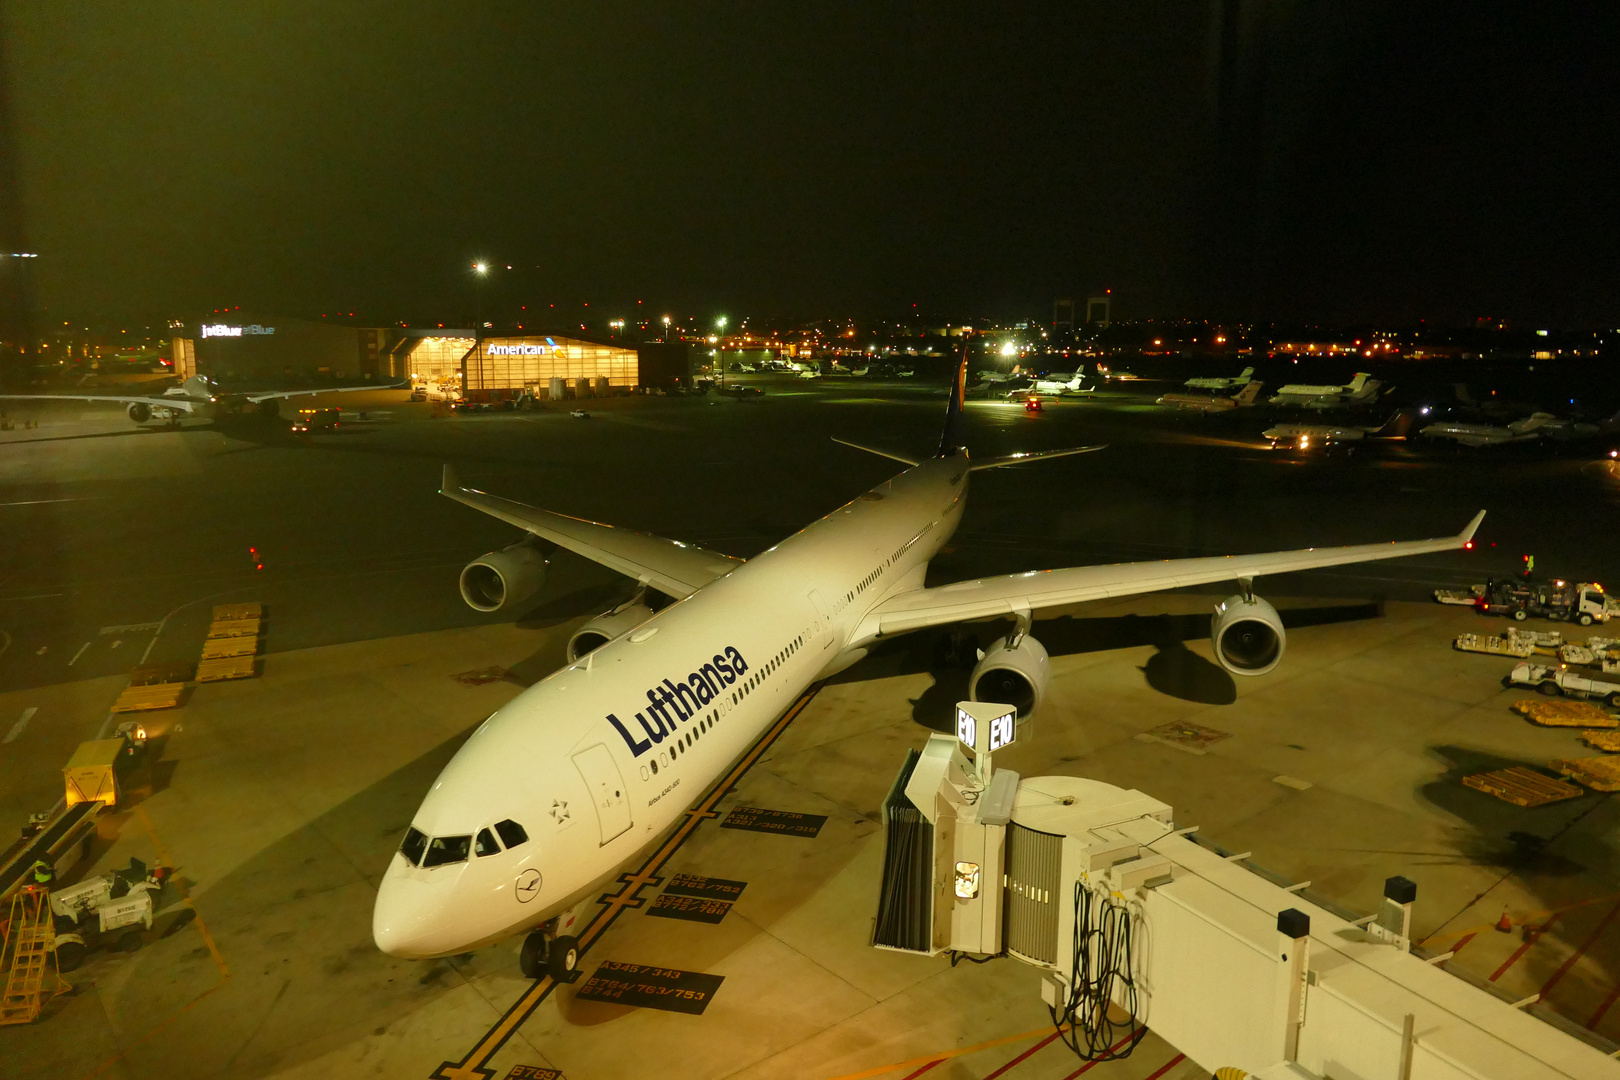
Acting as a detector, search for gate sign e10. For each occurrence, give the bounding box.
[955,701,1017,755]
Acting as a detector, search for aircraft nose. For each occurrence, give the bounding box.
[373,864,463,959]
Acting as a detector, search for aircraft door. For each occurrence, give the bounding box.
[572,744,633,845]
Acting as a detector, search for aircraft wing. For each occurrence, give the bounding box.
[0,393,201,413]
[440,466,743,599]
[242,381,404,402]
[863,511,1485,637]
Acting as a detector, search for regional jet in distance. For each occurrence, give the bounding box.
[0,374,399,426]
[372,349,1485,979]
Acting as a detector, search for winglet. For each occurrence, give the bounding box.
[1460,509,1486,543]
[441,464,459,495]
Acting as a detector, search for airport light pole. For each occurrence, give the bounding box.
[716,315,727,388]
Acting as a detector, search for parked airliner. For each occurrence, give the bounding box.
[372,353,1484,979]
[0,374,397,425]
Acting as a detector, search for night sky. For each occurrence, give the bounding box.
[4,2,1617,325]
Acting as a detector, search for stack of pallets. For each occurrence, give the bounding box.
[1510,699,1619,728]
[109,661,193,714]
[197,603,263,682]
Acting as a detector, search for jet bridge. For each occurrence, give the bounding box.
[872,702,1620,1079]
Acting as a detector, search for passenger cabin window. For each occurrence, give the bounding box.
[495,819,529,848]
[423,834,472,867]
[400,827,428,867]
[475,828,501,857]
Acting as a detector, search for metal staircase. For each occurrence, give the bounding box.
[0,886,65,1025]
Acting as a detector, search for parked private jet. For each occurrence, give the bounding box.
[1183,365,1255,391]
[372,351,1484,978]
[0,374,398,425]
[1264,411,1409,451]
[1156,381,1264,411]
[1268,372,1384,409]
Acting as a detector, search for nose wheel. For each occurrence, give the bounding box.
[519,930,582,982]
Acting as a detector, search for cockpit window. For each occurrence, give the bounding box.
[422,834,472,867]
[400,827,427,867]
[475,828,501,857]
[495,819,528,848]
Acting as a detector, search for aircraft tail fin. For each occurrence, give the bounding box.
[1374,410,1411,438]
[1347,372,1371,392]
[1238,366,1254,379]
[937,340,970,456]
[1234,381,1263,406]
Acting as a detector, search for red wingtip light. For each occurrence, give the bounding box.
[1464,540,1474,550]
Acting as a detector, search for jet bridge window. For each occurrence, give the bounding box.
[423,834,472,867]
[399,827,428,867]
[495,819,529,848]
[475,828,501,857]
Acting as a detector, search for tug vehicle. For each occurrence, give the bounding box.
[290,407,340,434]
[47,858,177,971]
[1508,661,1620,706]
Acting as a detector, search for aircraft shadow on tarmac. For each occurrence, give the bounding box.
[837,602,1384,729]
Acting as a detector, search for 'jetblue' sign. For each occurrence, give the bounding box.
[201,324,275,338]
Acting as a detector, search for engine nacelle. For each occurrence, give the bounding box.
[127,402,151,423]
[968,633,1050,719]
[566,598,655,662]
[1211,593,1286,676]
[459,541,548,613]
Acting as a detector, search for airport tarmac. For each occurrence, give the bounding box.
[3,377,1620,1079]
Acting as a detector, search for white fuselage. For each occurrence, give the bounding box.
[372,454,971,958]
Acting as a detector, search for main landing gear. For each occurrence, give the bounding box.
[519,921,580,981]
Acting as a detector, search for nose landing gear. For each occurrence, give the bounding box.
[519,924,581,982]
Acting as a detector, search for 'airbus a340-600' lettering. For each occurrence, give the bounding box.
[372,349,1484,981]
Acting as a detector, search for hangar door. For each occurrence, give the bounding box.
[572,744,633,844]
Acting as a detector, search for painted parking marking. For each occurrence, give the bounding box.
[100,622,161,635]
[3,707,38,744]
[646,894,733,924]
[720,806,826,838]
[1540,898,1620,1001]
[68,641,91,665]
[573,960,723,1015]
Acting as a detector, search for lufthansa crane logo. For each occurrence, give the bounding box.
[515,868,542,903]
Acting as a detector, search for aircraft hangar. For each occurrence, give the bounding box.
[3,371,1620,1080]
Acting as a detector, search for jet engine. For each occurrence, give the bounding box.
[1211,593,1285,676]
[968,633,1050,719]
[565,597,655,662]
[127,402,151,423]
[459,540,548,613]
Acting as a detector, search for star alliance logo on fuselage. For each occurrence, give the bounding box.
[606,645,749,757]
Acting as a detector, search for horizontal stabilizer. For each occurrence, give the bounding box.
[969,445,1107,471]
[831,438,922,466]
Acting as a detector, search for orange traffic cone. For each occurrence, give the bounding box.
[1495,911,1513,933]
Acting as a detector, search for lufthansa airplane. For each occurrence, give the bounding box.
[372,354,1484,978]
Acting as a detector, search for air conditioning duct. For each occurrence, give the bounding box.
[459,540,548,613]
[968,633,1050,719]
[566,597,656,662]
[1211,594,1285,676]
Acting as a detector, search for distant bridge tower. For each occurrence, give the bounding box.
[1053,298,1075,333]
[1085,295,1111,328]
